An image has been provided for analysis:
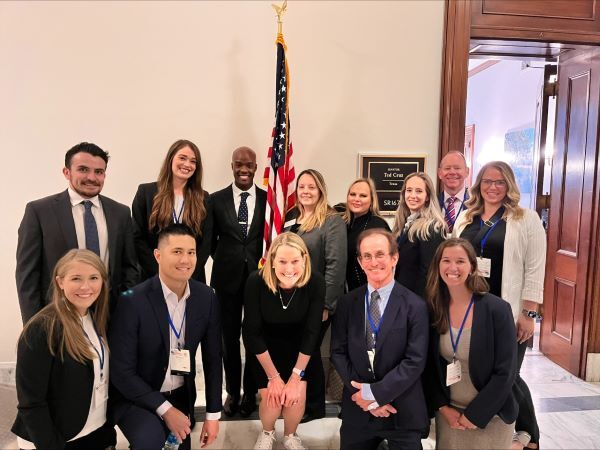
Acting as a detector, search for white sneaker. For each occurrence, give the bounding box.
[254,430,276,449]
[283,433,306,450]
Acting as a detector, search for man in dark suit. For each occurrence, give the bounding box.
[331,229,429,450]
[109,224,222,450]
[16,142,138,323]
[437,150,470,232]
[210,146,266,417]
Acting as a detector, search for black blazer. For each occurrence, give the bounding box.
[131,182,212,283]
[12,315,96,449]
[331,282,430,432]
[108,276,222,425]
[394,223,445,298]
[16,190,139,323]
[424,293,518,428]
[210,184,267,295]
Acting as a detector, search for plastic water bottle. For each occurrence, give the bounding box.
[162,432,180,450]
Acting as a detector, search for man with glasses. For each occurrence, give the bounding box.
[437,151,470,232]
[331,228,429,449]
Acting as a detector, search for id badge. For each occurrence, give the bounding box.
[93,377,109,408]
[476,257,491,278]
[446,359,462,386]
[170,349,191,375]
[367,349,375,370]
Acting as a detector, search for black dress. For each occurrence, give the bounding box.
[242,271,325,388]
[345,212,390,292]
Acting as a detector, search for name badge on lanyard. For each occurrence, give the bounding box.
[476,217,501,278]
[446,296,474,387]
[172,200,185,224]
[82,319,109,408]
[168,311,190,375]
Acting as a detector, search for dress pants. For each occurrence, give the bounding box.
[64,422,116,450]
[218,267,257,400]
[304,317,331,417]
[117,387,192,450]
[340,422,422,450]
[514,340,540,445]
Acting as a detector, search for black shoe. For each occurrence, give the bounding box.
[223,394,240,417]
[300,410,326,423]
[239,393,257,418]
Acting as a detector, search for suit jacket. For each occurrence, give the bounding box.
[210,184,266,295]
[331,282,430,432]
[12,313,96,449]
[284,208,347,312]
[131,182,212,283]
[424,293,518,428]
[108,276,222,425]
[16,190,139,323]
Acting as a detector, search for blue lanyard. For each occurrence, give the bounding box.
[364,290,384,343]
[448,296,474,359]
[168,310,186,349]
[479,217,502,253]
[172,200,185,224]
[82,317,105,379]
[442,190,467,226]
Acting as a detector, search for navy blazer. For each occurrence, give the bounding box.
[108,276,222,425]
[331,282,430,432]
[424,293,518,428]
[16,189,139,323]
[210,184,266,295]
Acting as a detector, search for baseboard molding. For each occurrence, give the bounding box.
[0,362,16,386]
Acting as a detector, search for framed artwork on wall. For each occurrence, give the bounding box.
[358,153,427,215]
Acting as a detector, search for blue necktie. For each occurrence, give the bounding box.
[238,192,250,239]
[82,201,100,256]
[366,290,381,350]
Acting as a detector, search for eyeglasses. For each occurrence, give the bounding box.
[481,179,507,188]
[359,252,390,262]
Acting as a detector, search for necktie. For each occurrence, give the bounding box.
[445,196,457,232]
[82,201,100,256]
[366,290,381,350]
[238,192,250,239]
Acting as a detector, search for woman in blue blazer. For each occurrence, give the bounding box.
[424,238,517,449]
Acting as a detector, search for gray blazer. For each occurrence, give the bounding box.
[284,209,347,312]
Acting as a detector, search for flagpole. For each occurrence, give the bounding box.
[272,0,287,35]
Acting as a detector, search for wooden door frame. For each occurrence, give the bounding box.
[439,0,600,377]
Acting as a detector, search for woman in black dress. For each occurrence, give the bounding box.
[340,178,390,291]
[132,139,211,282]
[243,232,325,450]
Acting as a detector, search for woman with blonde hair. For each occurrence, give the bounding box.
[425,238,517,449]
[453,161,545,449]
[283,168,347,422]
[132,139,212,282]
[243,232,325,449]
[392,172,446,297]
[340,178,390,291]
[12,249,116,450]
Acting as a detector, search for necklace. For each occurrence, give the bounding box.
[278,287,297,310]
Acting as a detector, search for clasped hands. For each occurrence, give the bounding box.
[350,381,397,418]
[266,374,302,408]
[438,405,477,430]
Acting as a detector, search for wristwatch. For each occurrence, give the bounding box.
[521,309,542,320]
[292,367,305,378]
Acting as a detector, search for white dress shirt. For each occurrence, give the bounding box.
[232,183,256,229]
[68,187,109,267]
[443,186,468,217]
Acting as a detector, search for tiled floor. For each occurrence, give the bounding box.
[2,349,600,449]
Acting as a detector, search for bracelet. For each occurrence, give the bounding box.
[267,372,280,381]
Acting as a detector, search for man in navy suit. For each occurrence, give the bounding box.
[210,146,266,417]
[331,229,429,450]
[437,151,470,232]
[109,224,222,450]
[16,142,138,323]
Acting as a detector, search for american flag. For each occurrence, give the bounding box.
[261,33,296,264]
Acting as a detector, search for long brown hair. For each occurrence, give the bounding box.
[21,249,110,363]
[463,160,524,225]
[292,169,337,232]
[149,139,206,236]
[425,238,489,334]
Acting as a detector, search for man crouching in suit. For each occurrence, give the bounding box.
[109,224,222,449]
[331,228,429,450]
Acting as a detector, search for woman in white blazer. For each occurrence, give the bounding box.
[452,161,545,450]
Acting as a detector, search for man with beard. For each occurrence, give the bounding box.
[437,151,470,233]
[16,142,138,323]
[210,146,266,417]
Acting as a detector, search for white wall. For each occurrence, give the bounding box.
[0,0,445,361]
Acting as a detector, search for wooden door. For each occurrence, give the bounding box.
[540,47,600,377]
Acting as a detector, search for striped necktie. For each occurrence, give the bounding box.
[445,196,457,232]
